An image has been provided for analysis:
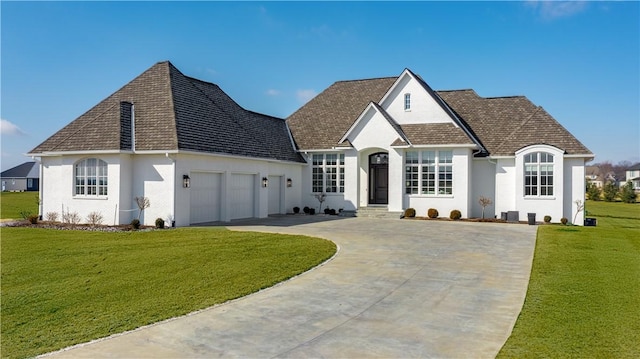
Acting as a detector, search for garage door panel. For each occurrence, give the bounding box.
[230,174,255,220]
[190,172,221,224]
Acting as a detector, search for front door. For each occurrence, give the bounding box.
[369,153,388,205]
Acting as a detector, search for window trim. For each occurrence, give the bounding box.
[74,158,108,197]
[405,150,453,196]
[311,153,345,194]
[404,93,411,111]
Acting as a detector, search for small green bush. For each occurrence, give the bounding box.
[293,206,300,214]
[427,208,439,218]
[404,208,416,218]
[561,217,568,225]
[449,210,462,220]
[544,215,552,223]
[131,218,141,230]
[155,218,165,229]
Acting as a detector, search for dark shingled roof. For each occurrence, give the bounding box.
[1,162,38,178]
[29,62,304,163]
[287,77,397,150]
[287,76,592,157]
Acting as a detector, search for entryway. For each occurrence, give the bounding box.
[369,152,388,205]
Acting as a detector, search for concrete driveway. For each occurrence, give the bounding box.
[44,216,537,358]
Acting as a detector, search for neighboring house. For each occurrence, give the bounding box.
[585,165,616,188]
[626,163,640,191]
[29,62,593,226]
[1,161,40,192]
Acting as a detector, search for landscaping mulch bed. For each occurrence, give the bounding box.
[0,220,160,232]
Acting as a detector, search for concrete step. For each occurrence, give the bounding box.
[357,207,403,219]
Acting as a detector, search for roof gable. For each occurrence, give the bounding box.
[340,102,411,148]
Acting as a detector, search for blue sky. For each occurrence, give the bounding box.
[1,1,639,171]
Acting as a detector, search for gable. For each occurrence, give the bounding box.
[380,70,455,125]
[1,162,38,178]
[343,103,410,150]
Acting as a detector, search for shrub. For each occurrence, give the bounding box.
[155,218,165,229]
[543,215,552,223]
[324,208,331,215]
[561,217,568,225]
[329,209,337,215]
[62,211,81,225]
[86,211,104,226]
[131,218,141,230]
[586,182,601,201]
[293,206,300,214]
[404,208,416,218]
[27,214,39,224]
[427,208,439,218]
[45,212,59,222]
[620,181,637,204]
[303,206,310,214]
[309,208,316,215]
[450,210,462,220]
[18,210,32,220]
[603,182,618,202]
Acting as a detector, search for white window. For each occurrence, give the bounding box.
[75,158,108,196]
[404,93,411,111]
[524,152,553,196]
[405,150,453,195]
[311,153,345,193]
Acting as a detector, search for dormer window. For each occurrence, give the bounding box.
[404,93,411,111]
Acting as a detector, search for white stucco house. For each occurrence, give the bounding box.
[625,163,640,191]
[28,61,593,226]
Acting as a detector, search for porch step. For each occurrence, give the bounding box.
[356,206,404,219]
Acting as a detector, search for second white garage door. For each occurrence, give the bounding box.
[230,174,256,220]
[190,172,221,224]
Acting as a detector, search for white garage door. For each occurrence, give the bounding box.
[268,175,282,215]
[230,174,255,220]
[190,172,221,224]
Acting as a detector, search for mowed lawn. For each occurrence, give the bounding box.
[1,191,38,219]
[0,227,337,358]
[499,200,640,358]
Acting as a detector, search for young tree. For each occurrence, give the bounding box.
[602,182,618,202]
[478,196,493,219]
[586,181,601,201]
[135,196,151,220]
[620,181,637,203]
[573,199,585,225]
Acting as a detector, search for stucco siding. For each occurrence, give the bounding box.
[381,74,453,125]
[471,159,496,218]
[565,158,586,225]
[494,158,516,217]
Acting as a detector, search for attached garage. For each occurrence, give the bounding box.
[230,173,256,220]
[190,172,221,224]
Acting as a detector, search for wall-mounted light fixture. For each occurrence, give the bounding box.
[286,178,293,188]
[262,177,269,188]
[183,174,191,188]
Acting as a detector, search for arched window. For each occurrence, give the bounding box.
[524,152,553,196]
[75,158,108,196]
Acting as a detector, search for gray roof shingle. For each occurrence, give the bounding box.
[29,62,304,163]
[287,74,592,157]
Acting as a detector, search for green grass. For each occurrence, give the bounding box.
[0,191,39,219]
[0,227,337,358]
[498,201,640,358]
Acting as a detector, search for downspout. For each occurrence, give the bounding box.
[32,156,43,219]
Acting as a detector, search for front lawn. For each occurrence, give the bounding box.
[0,191,38,219]
[498,201,640,357]
[0,227,337,358]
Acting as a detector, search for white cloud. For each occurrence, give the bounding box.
[527,1,588,19]
[266,89,281,96]
[296,89,317,104]
[0,119,26,136]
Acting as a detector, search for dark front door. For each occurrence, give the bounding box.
[369,153,389,205]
